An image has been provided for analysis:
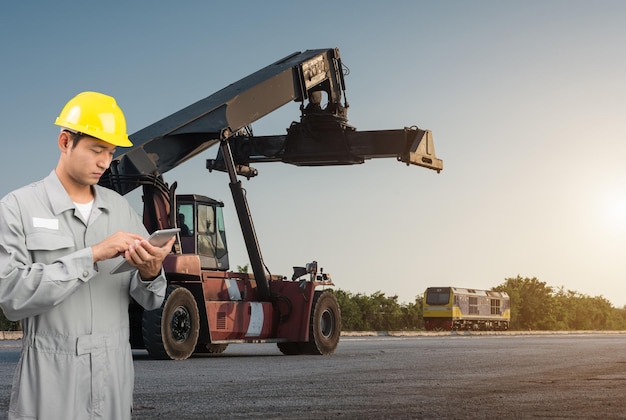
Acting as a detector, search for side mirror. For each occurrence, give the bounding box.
[305,261,318,275]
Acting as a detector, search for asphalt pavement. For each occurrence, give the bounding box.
[2,334,626,419]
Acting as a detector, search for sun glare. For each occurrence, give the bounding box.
[603,195,626,233]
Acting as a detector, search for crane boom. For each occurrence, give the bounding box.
[100,47,441,194]
[99,47,443,302]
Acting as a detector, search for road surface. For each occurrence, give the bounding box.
[2,333,626,419]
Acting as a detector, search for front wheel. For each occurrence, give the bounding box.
[142,286,200,360]
[305,291,341,355]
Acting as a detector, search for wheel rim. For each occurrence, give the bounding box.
[170,305,191,342]
[320,308,335,338]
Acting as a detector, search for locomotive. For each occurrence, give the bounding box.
[423,287,510,331]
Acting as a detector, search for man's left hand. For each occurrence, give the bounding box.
[124,237,176,280]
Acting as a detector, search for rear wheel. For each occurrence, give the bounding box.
[142,286,200,360]
[305,291,341,355]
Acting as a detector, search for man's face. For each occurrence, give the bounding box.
[65,135,116,186]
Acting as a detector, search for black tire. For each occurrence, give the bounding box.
[305,291,341,355]
[142,286,200,360]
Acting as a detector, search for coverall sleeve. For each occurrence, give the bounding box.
[129,271,167,310]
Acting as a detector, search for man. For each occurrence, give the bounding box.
[0,91,175,420]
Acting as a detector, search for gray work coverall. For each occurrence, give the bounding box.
[0,171,167,420]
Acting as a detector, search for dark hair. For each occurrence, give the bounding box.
[63,129,84,146]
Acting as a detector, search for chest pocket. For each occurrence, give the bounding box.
[26,231,75,264]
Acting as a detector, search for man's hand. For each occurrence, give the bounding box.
[92,231,145,263]
[124,236,177,280]
[91,232,176,280]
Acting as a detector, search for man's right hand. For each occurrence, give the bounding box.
[91,231,145,263]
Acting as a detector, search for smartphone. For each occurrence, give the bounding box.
[110,228,180,274]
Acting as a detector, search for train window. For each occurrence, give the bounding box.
[491,299,501,315]
[426,290,450,305]
[469,296,479,314]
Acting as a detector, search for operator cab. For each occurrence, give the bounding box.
[176,194,229,271]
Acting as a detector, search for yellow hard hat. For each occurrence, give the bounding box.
[54,91,132,147]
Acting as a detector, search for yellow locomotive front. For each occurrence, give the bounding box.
[423,287,457,330]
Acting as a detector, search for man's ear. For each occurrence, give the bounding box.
[58,131,72,152]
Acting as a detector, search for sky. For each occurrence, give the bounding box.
[1,1,625,307]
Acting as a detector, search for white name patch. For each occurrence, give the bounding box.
[32,217,59,230]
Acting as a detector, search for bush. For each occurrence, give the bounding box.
[0,309,20,331]
[333,289,423,331]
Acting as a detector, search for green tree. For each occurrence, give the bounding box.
[399,295,423,330]
[614,306,626,330]
[553,287,620,330]
[495,277,626,331]
[493,276,554,330]
[333,289,422,331]
[333,289,366,330]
